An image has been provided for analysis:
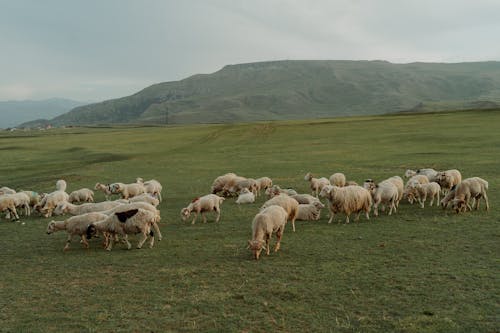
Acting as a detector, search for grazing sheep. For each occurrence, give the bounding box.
[20,190,41,208]
[181,194,225,224]
[38,190,69,217]
[255,177,273,196]
[290,193,320,204]
[404,175,430,204]
[211,173,238,195]
[414,182,441,208]
[128,193,160,207]
[451,177,489,213]
[56,179,67,192]
[296,201,325,221]
[319,185,372,224]
[54,200,123,216]
[440,186,457,209]
[436,169,462,194]
[136,178,163,202]
[68,188,95,204]
[112,182,146,200]
[260,194,299,232]
[304,172,330,197]
[365,180,399,216]
[248,205,288,260]
[329,173,346,187]
[236,188,255,204]
[7,192,31,217]
[0,195,20,221]
[46,212,108,251]
[88,208,157,251]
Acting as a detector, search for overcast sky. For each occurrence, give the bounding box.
[1,0,499,102]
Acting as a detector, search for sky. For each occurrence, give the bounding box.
[1,0,499,102]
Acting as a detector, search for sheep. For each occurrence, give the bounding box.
[0,195,20,221]
[304,172,330,197]
[128,193,160,207]
[364,180,399,216]
[46,212,108,251]
[260,194,299,232]
[404,175,430,204]
[233,178,258,196]
[387,176,404,208]
[247,205,288,260]
[0,186,16,195]
[440,186,457,209]
[88,208,157,251]
[436,169,462,194]
[413,182,441,208]
[211,173,238,195]
[136,178,163,201]
[20,190,41,208]
[7,192,31,217]
[68,188,95,204]
[112,182,146,200]
[416,168,439,182]
[346,180,359,186]
[255,177,273,196]
[56,179,67,192]
[329,173,346,187]
[404,169,417,178]
[319,185,372,224]
[296,201,325,221]
[54,200,123,216]
[290,193,320,204]
[94,182,115,200]
[181,194,225,224]
[265,185,298,198]
[451,177,489,213]
[236,188,255,204]
[37,190,69,217]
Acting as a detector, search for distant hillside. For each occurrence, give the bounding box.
[0,98,85,128]
[21,60,500,127]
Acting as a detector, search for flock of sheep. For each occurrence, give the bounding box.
[0,167,490,259]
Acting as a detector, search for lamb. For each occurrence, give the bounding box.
[413,182,441,208]
[180,194,225,224]
[319,185,372,224]
[68,188,95,204]
[54,200,123,216]
[329,173,346,187]
[112,182,146,199]
[236,188,255,204]
[248,205,288,260]
[451,177,489,213]
[46,212,108,251]
[128,193,160,207]
[211,173,238,195]
[88,208,157,251]
[255,177,273,196]
[56,179,67,192]
[304,172,330,197]
[0,195,20,221]
[290,193,320,204]
[296,201,325,221]
[94,182,115,200]
[136,178,163,201]
[38,190,69,217]
[364,180,399,216]
[436,169,462,194]
[260,194,299,232]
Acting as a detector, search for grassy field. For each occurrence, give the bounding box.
[0,109,499,332]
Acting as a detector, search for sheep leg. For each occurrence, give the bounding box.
[148,230,155,248]
[274,227,283,252]
[482,193,489,211]
[191,212,199,225]
[328,209,335,224]
[291,218,296,232]
[345,214,350,224]
[64,234,73,251]
[373,202,379,217]
[80,235,89,249]
[265,235,271,256]
[215,207,221,223]
[355,212,361,222]
[137,232,148,249]
[152,222,162,241]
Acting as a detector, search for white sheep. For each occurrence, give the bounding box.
[451,177,489,213]
[404,169,417,178]
[113,182,145,199]
[180,194,225,224]
[46,212,108,251]
[38,190,69,217]
[290,193,320,204]
[94,182,114,200]
[20,190,41,208]
[365,180,399,216]
[136,178,163,201]
[416,168,439,182]
[248,205,288,260]
[255,177,273,196]
[404,175,430,204]
[260,194,299,232]
[88,208,157,251]
[0,195,20,221]
[7,192,31,217]
[304,172,330,197]
[436,169,462,194]
[265,185,298,198]
[68,188,95,204]
[211,173,238,195]
[56,179,67,192]
[329,173,346,187]
[236,188,255,204]
[296,201,325,221]
[128,193,160,207]
[414,182,441,208]
[0,186,16,195]
[54,200,123,216]
[319,185,372,224]
[386,176,404,208]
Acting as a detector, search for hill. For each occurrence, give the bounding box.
[21,60,500,127]
[0,98,85,128]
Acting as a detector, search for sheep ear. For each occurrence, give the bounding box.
[115,209,139,222]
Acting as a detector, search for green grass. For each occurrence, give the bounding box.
[1,109,499,332]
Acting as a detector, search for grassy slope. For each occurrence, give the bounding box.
[0,110,499,332]
[43,60,500,127]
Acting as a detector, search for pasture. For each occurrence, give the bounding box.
[0,109,499,332]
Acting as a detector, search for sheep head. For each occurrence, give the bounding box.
[180,208,191,221]
[319,185,333,198]
[46,221,57,234]
[53,202,67,216]
[304,173,313,181]
[452,199,467,214]
[247,240,265,260]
